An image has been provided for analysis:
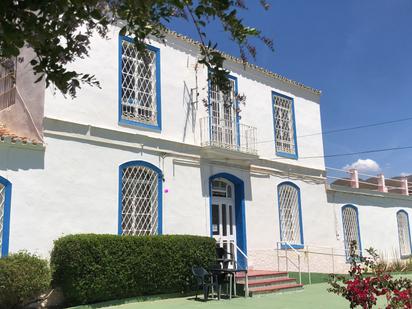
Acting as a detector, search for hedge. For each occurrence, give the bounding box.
[0,252,51,309]
[50,234,216,305]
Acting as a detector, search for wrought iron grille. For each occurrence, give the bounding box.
[0,183,4,255]
[278,184,302,245]
[397,211,411,256]
[121,40,157,125]
[342,207,361,256]
[121,165,159,236]
[273,94,296,155]
[0,58,16,111]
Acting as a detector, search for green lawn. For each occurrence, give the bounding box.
[71,274,412,309]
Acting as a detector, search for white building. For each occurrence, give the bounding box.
[0,28,411,276]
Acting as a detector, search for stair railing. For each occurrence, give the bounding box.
[276,241,302,284]
[234,243,249,297]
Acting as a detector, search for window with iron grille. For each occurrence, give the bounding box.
[119,36,160,129]
[397,210,412,257]
[342,205,362,258]
[272,92,297,158]
[278,182,303,247]
[0,58,16,112]
[120,162,162,236]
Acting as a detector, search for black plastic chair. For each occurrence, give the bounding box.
[191,266,215,301]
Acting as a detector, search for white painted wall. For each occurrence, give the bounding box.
[44,27,325,171]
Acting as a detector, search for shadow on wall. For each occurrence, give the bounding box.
[0,146,45,171]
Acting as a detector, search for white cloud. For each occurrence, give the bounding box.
[400,172,411,177]
[343,159,381,173]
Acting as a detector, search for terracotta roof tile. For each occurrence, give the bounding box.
[0,123,41,145]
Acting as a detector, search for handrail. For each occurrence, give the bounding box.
[276,241,302,284]
[220,240,249,297]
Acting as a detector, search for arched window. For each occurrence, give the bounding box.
[0,176,11,257]
[277,182,304,248]
[342,205,362,257]
[119,161,162,236]
[397,210,411,258]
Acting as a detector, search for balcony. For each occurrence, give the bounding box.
[199,116,258,161]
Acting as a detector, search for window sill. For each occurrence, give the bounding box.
[276,151,298,160]
[118,119,161,132]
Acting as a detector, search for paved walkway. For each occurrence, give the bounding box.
[73,274,412,309]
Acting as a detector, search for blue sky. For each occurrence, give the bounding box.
[169,0,412,178]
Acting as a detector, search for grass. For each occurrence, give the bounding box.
[70,274,412,309]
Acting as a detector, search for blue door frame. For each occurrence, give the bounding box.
[209,173,247,270]
[0,176,12,257]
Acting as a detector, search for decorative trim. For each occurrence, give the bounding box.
[118,160,163,235]
[0,175,11,257]
[271,91,299,160]
[209,172,247,270]
[396,210,412,258]
[118,35,162,131]
[277,181,304,249]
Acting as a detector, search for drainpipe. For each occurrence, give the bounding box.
[377,174,388,193]
[349,169,359,189]
[401,176,409,196]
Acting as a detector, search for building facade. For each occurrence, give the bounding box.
[0,28,411,273]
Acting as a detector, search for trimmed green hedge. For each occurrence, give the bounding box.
[0,252,51,309]
[50,234,216,305]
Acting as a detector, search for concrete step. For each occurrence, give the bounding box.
[237,277,297,288]
[249,283,304,296]
[236,270,289,282]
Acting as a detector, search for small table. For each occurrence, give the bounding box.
[209,268,248,299]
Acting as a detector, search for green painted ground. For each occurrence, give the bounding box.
[71,274,412,309]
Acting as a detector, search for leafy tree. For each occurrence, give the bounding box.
[0,0,273,97]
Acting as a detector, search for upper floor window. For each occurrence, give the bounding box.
[277,182,303,248]
[119,161,162,236]
[0,58,16,112]
[342,205,362,258]
[0,176,11,257]
[209,76,238,149]
[119,36,161,130]
[272,92,298,159]
[397,210,411,258]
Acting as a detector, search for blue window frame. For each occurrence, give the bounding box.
[118,161,163,235]
[118,35,161,131]
[272,91,298,159]
[341,205,362,259]
[0,176,12,257]
[208,74,240,148]
[396,210,412,258]
[277,182,304,249]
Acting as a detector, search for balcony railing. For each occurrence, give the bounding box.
[200,116,257,155]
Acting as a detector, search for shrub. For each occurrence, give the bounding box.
[50,234,216,306]
[328,241,412,309]
[0,252,51,309]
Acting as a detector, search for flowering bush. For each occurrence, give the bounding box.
[328,241,411,309]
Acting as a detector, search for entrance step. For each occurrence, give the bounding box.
[236,270,303,297]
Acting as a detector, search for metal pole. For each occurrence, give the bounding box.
[298,255,302,284]
[331,248,335,274]
[245,269,249,297]
[307,246,311,285]
[286,249,288,272]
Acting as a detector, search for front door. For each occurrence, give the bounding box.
[211,178,237,268]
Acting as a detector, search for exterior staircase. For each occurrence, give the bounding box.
[236,270,303,296]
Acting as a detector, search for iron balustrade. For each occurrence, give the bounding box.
[200,116,257,155]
